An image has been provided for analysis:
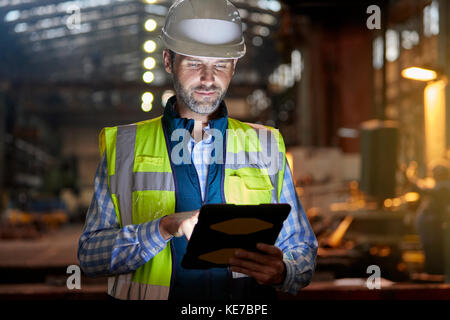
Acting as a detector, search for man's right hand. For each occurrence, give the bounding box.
[159,210,200,241]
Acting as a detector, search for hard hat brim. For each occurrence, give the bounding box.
[160,28,246,59]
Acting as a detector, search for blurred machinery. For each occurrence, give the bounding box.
[304,154,450,283]
[360,120,399,202]
[292,114,447,283]
[413,160,450,276]
[1,207,68,239]
[306,180,417,282]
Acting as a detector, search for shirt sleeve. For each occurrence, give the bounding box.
[77,153,171,277]
[274,161,318,294]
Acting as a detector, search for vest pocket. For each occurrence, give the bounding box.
[135,155,164,165]
[134,155,166,172]
[132,190,176,224]
[225,172,273,204]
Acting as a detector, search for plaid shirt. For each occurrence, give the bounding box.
[78,125,318,294]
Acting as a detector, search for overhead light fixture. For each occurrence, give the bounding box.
[142,92,154,104]
[402,64,447,173]
[141,102,153,112]
[145,19,157,32]
[143,57,156,69]
[142,71,154,83]
[401,67,438,82]
[143,40,157,53]
[424,79,447,172]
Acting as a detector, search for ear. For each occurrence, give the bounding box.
[163,49,173,74]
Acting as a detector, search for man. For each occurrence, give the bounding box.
[78,0,317,300]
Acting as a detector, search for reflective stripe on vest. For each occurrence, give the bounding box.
[101,116,174,300]
[99,116,286,300]
[225,119,286,205]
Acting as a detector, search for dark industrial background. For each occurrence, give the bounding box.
[1,0,450,300]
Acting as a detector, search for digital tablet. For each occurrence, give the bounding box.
[181,203,291,269]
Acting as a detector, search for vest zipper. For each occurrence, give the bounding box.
[192,140,209,205]
[201,165,210,205]
[192,140,211,294]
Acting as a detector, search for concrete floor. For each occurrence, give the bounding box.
[1,223,450,300]
[0,223,108,299]
[0,224,82,268]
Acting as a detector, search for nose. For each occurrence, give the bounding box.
[200,66,215,87]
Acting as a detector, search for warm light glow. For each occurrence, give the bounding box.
[392,198,402,207]
[327,216,353,248]
[424,79,447,171]
[349,181,358,190]
[417,177,436,189]
[143,40,157,53]
[401,67,437,81]
[397,262,407,272]
[143,57,156,69]
[402,252,425,264]
[379,247,391,257]
[142,92,154,104]
[145,19,157,32]
[404,192,420,203]
[406,161,419,180]
[384,198,393,208]
[145,0,157,3]
[141,102,153,112]
[142,71,154,83]
[370,246,378,255]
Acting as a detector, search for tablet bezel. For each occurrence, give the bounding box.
[181,203,291,269]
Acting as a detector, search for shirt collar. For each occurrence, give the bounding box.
[162,95,229,139]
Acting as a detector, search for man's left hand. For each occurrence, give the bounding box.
[229,243,286,286]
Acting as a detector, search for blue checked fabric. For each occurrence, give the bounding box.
[78,126,318,294]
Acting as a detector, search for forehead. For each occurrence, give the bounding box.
[176,53,233,64]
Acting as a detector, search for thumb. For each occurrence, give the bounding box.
[191,210,200,222]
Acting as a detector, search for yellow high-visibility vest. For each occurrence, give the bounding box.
[99,116,286,300]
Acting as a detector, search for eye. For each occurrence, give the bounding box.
[215,64,227,69]
[188,63,200,68]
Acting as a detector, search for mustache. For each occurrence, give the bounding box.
[192,85,220,92]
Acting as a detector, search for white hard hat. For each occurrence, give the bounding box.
[160,0,246,59]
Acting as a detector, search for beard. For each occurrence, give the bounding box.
[172,75,227,115]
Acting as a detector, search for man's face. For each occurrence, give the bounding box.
[163,50,237,115]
